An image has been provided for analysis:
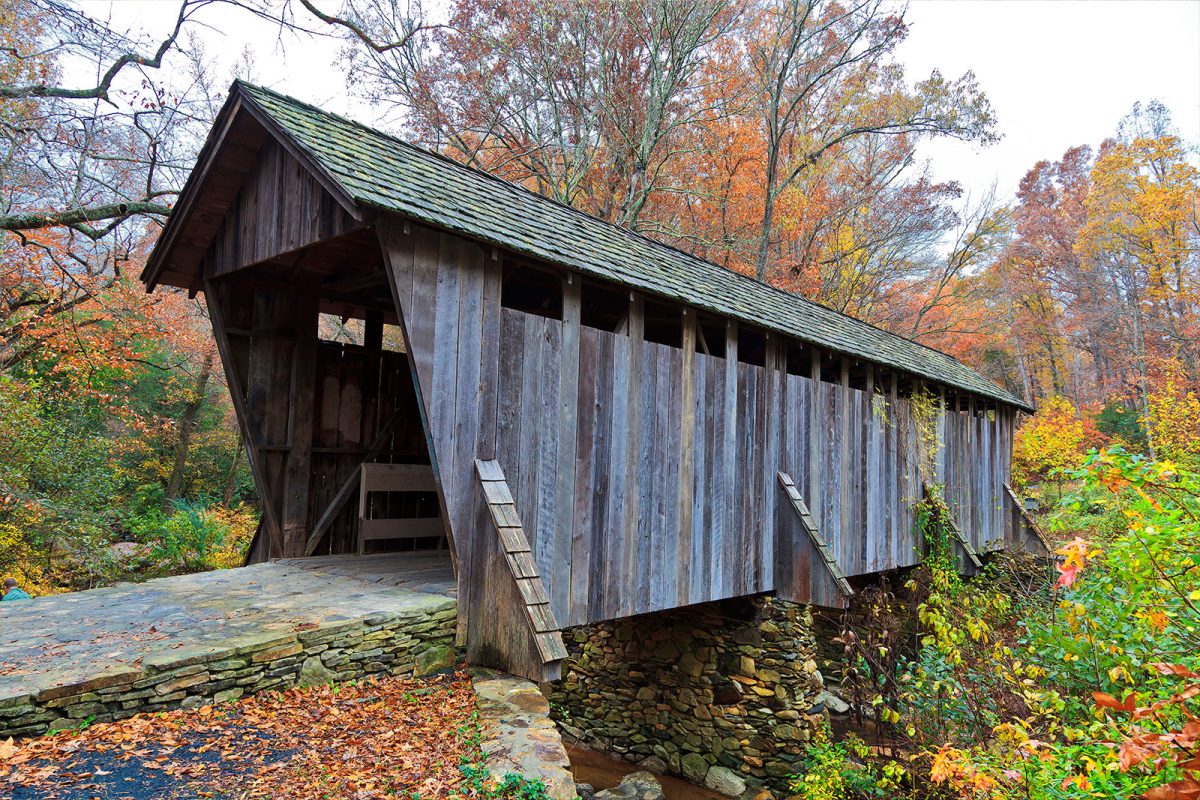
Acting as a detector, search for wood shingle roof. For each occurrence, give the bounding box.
[173,81,1033,410]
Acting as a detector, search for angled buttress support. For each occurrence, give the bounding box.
[473,460,567,681]
[777,472,854,600]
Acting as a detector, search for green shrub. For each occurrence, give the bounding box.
[147,498,229,573]
[788,728,899,800]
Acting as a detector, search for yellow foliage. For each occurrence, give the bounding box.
[1145,362,1200,464]
[0,522,54,596]
[206,504,259,570]
[1012,396,1087,487]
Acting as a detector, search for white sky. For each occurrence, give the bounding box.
[897,0,1200,199]
[85,0,1200,202]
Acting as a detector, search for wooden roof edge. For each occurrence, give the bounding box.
[141,81,363,293]
[141,92,246,292]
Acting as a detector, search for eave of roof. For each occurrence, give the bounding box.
[148,80,1032,412]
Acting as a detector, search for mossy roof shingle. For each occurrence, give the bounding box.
[235,81,1028,410]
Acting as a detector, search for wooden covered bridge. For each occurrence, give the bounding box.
[143,82,1042,682]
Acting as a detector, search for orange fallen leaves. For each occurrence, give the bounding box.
[1,671,479,800]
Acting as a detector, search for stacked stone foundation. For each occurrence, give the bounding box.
[0,600,456,738]
[549,596,828,794]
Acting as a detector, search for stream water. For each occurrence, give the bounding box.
[565,743,727,800]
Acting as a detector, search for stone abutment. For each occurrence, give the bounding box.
[549,596,835,795]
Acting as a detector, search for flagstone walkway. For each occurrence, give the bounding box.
[0,553,457,737]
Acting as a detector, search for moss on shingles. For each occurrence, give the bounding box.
[235,81,1028,411]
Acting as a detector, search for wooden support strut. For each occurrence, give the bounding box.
[204,279,286,559]
[922,480,984,570]
[777,472,854,598]
[1004,483,1052,555]
[475,460,568,667]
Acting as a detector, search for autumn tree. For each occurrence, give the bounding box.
[334,0,736,230]
[1076,102,1200,401]
[1144,360,1200,465]
[744,0,996,281]
[0,0,248,381]
[0,0,275,588]
[973,103,1199,410]
[980,147,1092,401]
[1011,395,1092,492]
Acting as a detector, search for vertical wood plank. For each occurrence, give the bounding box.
[522,318,545,560]
[605,325,630,618]
[636,337,657,614]
[622,293,644,616]
[555,275,581,621]
[588,332,616,621]
[678,308,696,603]
[476,257,503,465]
[281,292,318,557]
[808,350,821,551]
[690,352,710,604]
[738,361,755,594]
[651,345,678,611]
[839,358,852,572]
[571,327,600,625]
[450,241,487,598]
[707,354,726,600]
[722,320,738,598]
[762,335,782,591]
[495,311,526,492]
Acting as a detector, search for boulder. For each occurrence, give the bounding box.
[704,766,747,798]
[592,771,665,800]
[298,656,335,687]
[638,755,668,775]
[414,644,455,676]
[814,690,849,714]
[681,752,710,783]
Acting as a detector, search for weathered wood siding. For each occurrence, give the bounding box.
[206,278,428,559]
[939,402,1017,559]
[379,219,1020,630]
[202,138,363,278]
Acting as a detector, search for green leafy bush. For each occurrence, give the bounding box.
[835,448,1200,798]
[147,498,230,574]
[788,727,900,799]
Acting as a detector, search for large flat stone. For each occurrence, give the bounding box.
[474,673,575,800]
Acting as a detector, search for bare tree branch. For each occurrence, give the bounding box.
[0,0,199,102]
[0,202,173,237]
[295,0,445,52]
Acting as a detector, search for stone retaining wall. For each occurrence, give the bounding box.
[0,599,456,738]
[548,596,827,794]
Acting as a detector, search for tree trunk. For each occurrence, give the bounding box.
[755,134,782,282]
[163,350,214,513]
[223,434,243,508]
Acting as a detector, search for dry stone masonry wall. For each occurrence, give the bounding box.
[0,601,456,738]
[549,596,828,794]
